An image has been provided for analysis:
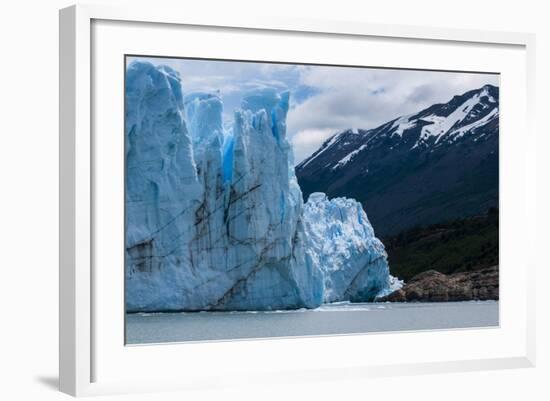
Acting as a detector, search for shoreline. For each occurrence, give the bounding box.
[126,299,499,316]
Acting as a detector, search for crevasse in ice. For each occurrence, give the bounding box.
[125,61,400,311]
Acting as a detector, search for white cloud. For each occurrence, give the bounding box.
[291,128,336,163]
[287,66,499,161]
[128,56,499,163]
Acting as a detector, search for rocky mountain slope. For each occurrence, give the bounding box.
[377,265,498,302]
[296,85,499,237]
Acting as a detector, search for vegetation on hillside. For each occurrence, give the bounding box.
[383,207,498,281]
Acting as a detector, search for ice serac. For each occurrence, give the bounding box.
[125,62,203,312]
[125,61,398,312]
[206,88,324,310]
[303,193,398,302]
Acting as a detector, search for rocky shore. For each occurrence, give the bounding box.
[377,265,498,302]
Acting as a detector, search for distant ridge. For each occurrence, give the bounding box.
[296,85,499,237]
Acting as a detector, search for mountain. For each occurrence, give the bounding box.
[296,85,499,237]
[125,61,399,312]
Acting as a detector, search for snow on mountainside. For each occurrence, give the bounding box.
[296,84,499,237]
[395,85,498,148]
[125,61,398,312]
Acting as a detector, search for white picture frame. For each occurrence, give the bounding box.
[59,4,536,397]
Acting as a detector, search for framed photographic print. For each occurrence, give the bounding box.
[123,55,500,344]
[59,4,536,396]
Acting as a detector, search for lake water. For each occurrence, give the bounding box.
[126,301,499,344]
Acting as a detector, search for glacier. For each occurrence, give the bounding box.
[303,192,401,302]
[125,61,400,312]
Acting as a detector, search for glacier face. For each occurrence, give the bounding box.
[303,193,398,303]
[125,61,398,312]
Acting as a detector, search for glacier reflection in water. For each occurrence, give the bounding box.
[126,300,499,345]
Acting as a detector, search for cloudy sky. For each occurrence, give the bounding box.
[128,56,499,163]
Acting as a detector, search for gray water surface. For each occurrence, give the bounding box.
[126,301,499,344]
